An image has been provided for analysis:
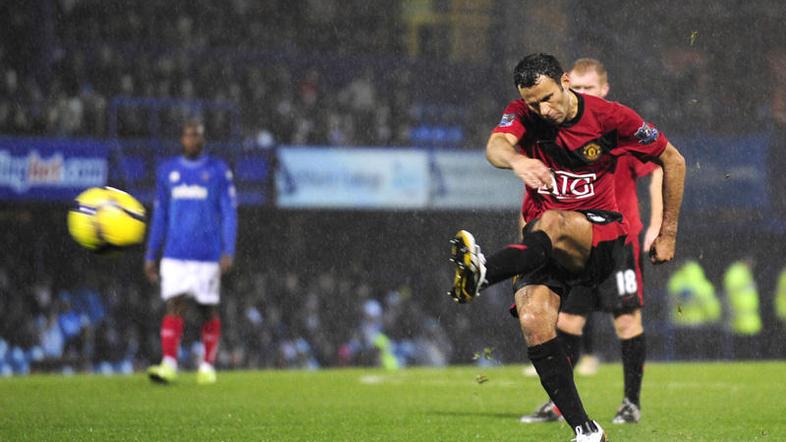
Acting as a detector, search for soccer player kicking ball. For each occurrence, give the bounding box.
[520,58,663,425]
[448,53,685,441]
[145,120,238,385]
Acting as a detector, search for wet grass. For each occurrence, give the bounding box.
[1,361,784,441]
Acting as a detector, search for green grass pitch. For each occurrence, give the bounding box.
[1,362,785,441]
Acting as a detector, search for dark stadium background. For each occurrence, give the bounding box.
[1,0,786,376]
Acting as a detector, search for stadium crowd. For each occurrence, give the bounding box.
[1,0,483,148]
[0,265,456,375]
[4,0,782,150]
[3,208,786,376]
[0,209,506,376]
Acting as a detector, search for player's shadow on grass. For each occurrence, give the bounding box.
[428,411,522,420]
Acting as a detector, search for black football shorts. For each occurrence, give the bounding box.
[511,209,641,316]
[560,232,644,316]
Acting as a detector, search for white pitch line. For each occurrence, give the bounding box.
[358,374,527,388]
[358,375,774,393]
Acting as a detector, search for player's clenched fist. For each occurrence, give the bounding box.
[649,234,676,264]
[510,156,553,190]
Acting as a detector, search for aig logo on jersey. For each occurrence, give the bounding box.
[537,171,596,200]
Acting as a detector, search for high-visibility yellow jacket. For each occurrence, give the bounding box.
[723,261,761,336]
[667,260,721,326]
[775,267,786,325]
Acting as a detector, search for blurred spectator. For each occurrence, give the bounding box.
[723,260,762,359]
[667,260,722,360]
[0,0,482,147]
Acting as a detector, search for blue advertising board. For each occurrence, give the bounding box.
[429,150,523,209]
[1,133,772,214]
[0,138,108,201]
[277,147,430,208]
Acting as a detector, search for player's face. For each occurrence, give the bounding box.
[568,70,609,98]
[518,74,573,125]
[181,125,205,158]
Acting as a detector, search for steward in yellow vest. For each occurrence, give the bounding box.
[667,260,721,327]
[723,260,761,336]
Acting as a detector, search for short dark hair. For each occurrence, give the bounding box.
[182,118,205,135]
[513,53,564,88]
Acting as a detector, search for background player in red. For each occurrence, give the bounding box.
[448,53,686,441]
[520,58,663,424]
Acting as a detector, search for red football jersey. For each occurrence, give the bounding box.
[492,93,667,223]
[615,155,658,235]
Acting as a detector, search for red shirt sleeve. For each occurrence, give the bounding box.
[606,102,668,162]
[631,155,658,177]
[491,99,528,141]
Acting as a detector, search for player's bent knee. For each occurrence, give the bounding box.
[518,309,557,345]
[515,285,560,345]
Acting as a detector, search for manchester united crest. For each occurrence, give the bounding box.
[581,143,602,162]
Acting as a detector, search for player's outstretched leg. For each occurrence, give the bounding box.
[448,224,555,303]
[148,314,183,384]
[450,210,591,304]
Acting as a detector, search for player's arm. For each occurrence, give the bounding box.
[608,102,684,263]
[649,143,685,264]
[219,166,238,273]
[643,166,663,251]
[144,165,169,283]
[486,132,551,189]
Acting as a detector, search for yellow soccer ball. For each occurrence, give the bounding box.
[67,186,146,252]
